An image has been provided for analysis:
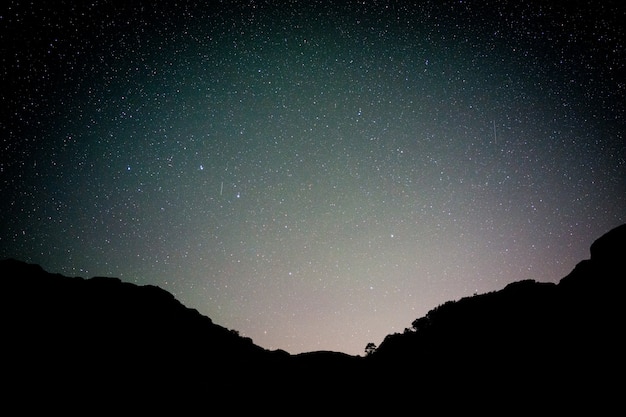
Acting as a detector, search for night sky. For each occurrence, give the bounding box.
[2,0,625,355]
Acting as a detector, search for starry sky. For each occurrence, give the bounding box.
[2,0,625,355]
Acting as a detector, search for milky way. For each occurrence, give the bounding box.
[2,1,625,354]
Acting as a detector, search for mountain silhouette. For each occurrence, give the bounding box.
[0,259,298,411]
[368,223,625,410]
[1,224,624,412]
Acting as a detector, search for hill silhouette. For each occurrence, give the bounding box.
[0,259,288,409]
[369,223,625,409]
[1,224,624,412]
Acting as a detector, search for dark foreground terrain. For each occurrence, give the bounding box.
[2,225,624,412]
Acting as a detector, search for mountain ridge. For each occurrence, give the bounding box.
[1,224,624,411]
[366,224,624,409]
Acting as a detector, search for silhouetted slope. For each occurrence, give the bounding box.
[0,259,365,410]
[369,224,625,408]
[0,259,291,410]
[1,224,624,411]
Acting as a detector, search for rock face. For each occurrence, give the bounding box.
[560,223,626,287]
[1,224,624,412]
[590,223,626,269]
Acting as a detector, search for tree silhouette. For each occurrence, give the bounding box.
[364,342,377,356]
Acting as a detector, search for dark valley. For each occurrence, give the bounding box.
[2,224,624,412]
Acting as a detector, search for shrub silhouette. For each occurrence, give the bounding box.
[364,342,377,356]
